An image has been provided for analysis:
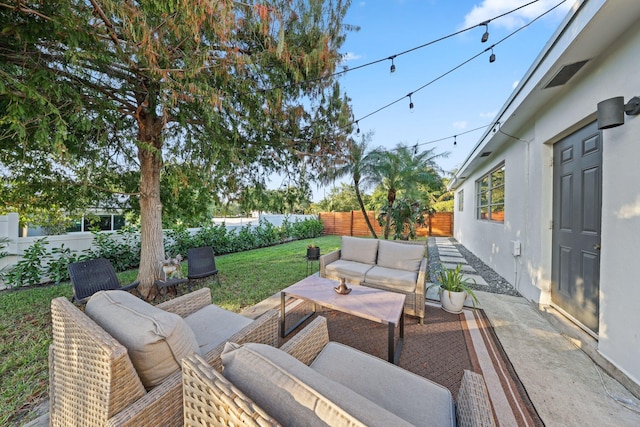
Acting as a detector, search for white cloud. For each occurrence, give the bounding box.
[479,111,497,119]
[453,121,468,129]
[339,52,362,67]
[462,0,572,30]
[512,80,520,89]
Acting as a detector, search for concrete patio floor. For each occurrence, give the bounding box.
[476,290,640,426]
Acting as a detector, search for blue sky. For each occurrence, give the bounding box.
[308,0,573,201]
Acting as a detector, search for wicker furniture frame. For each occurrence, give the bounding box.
[183,316,496,427]
[49,288,279,427]
[320,240,427,324]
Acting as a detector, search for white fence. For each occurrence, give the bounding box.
[0,213,315,273]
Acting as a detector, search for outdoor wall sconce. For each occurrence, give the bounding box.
[597,96,640,129]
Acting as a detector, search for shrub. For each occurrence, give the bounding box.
[290,218,323,239]
[3,238,49,288]
[87,227,141,270]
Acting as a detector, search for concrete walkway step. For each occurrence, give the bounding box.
[441,262,476,273]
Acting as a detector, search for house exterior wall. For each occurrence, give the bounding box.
[453,5,640,386]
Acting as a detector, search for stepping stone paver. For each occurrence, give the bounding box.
[442,262,476,273]
[438,249,461,256]
[440,256,469,264]
[462,274,488,286]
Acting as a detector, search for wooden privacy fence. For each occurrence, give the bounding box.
[318,211,453,237]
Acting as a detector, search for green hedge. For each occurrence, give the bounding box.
[1,217,323,288]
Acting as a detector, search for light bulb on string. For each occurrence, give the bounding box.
[389,56,396,74]
[481,21,489,43]
[408,93,414,111]
[453,135,457,146]
[489,48,496,63]
[356,120,360,134]
[413,143,418,155]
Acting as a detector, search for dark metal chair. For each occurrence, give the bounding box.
[68,258,141,303]
[188,246,221,286]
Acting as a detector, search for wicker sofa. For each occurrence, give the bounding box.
[320,236,427,324]
[183,316,496,426]
[49,288,279,427]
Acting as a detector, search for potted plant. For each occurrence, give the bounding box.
[306,243,320,260]
[428,264,479,314]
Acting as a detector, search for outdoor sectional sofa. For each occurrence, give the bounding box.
[182,316,496,426]
[320,236,427,324]
[49,288,279,426]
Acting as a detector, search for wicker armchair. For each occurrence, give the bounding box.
[49,288,279,427]
[183,316,496,427]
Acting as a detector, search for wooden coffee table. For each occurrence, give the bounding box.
[280,275,405,364]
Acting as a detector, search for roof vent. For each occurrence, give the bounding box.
[544,60,589,88]
[480,152,492,157]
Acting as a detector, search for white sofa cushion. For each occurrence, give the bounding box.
[86,290,199,389]
[376,240,425,272]
[311,342,456,427]
[341,236,379,265]
[221,342,412,427]
[185,304,253,355]
[324,259,374,283]
[364,266,417,293]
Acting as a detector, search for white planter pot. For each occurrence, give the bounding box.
[439,289,468,314]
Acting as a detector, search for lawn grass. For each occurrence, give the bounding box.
[0,235,341,426]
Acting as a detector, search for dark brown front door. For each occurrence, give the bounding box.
[551,121,602,334]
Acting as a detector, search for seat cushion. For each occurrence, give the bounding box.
[376,240,425,272]
[86,290,199,389]
[340,236,379,265]
[185,304,253,355]
[364,266,417,293]
[221,342,412,427]
[311,342,455,427]
[324,259,374,283]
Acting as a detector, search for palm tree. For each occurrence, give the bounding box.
[367,144,445,239]
[320,132,378,238]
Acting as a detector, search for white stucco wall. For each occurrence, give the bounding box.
[454,4,640,385]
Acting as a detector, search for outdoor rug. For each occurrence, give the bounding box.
[281,300,544,427]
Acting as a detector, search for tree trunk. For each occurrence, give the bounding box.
[354,179,377,239]
[135,110,165,300]
[384,188,396,240]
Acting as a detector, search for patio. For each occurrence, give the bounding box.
[26,237,640,426]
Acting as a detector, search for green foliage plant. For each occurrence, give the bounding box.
[3,238,49,288]
[428,264,479,309]
[46,244,84,284]
[378,198,427,240]
[87,227,141,271]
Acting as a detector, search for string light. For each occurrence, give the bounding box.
[389,56,397,73]
[481,20,490,43]
[454,135,457,146]
[356,121,360,134]
[278,1,568,148]
[347,0,565,134]
[258,0,552,93]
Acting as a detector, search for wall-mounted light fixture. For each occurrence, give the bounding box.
[597,96,640,129]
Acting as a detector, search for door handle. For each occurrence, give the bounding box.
[594,244,601,250]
